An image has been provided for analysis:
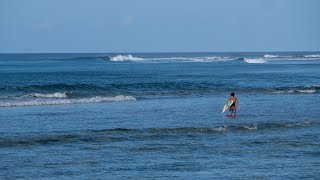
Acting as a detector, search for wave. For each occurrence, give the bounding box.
[107,53,320,63]
[29,92,68,98]
[264,54,279,58]
[243,58,267,64]
[272,87,319,94]
[0,95,136,107]
[50,53,320,64]
[304,54,320,58]
[262,54,320,60]
[12,53,317,63]
[110,55,144,61]
[0,121,315,147]
[296,90,316,94]
[1,83,319,102]
[109,55,235,63]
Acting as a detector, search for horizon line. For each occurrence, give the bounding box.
[0,50,320,54]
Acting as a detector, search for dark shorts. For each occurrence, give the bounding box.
[229,106,236,113]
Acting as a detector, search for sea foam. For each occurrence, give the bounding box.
[0,95,136,107]
[304,54,320,58]
[297,90,316,94]
[264,54,279,58]
[244,58,267,64]
[111,55,143,61]
[30,92,68,98]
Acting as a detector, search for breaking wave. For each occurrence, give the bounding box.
[271,86,319,94]
[106,53,320,63]
[109,55,234,62]
[0,95,136,107]
[50,53,320,64]
[304,54,320,58]
[243,58,267,64]
[29,92,68,98]
[264,54,279,58]
[12,53,320,64]
[110,55,144,61]
[1,83,319,104]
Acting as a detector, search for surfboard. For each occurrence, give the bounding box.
[222,100,233,113]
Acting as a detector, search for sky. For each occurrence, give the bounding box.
[0,0,319,53]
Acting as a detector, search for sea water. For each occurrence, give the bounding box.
[0,52,319,179]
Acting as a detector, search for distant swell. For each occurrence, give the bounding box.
[0,121,315,147]
[44,53,320,63]
[0,95,136,107]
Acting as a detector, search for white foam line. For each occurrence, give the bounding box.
[0,95,136,107]
[297,90,316,93]
[244,58,267,64]
[110,55,234,62]
[304,54,320,58]
[110,55,143,61]
[30,92,68,98]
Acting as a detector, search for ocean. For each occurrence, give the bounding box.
[0,52,319,179]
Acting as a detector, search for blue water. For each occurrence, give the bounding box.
[0,52,319,179]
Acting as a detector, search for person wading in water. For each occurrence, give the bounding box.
[226,92,240,117]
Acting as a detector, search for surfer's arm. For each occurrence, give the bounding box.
[236,99,240,109]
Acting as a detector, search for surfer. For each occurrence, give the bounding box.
[226,92,240,117]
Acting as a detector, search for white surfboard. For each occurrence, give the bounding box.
[222,104,228,113]
[222,100,233,113]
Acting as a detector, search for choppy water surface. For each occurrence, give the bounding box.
[0,52,319,179]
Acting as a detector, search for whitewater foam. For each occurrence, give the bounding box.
[297,90,316,94]
[241,125,258,130]
[272,89,316,94]
[108,54,320,63]
[272,90,295,94]
[264,54,279,58]
[0,95,136,107]
[30,92,68,98]
[110,55,234,63]
[111,55,143,61]
[304,54,320,58]
[244,58,267,64]
[210,126,228,132]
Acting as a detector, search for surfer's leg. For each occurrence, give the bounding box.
[231,107,236,117]
[228,109,232,117]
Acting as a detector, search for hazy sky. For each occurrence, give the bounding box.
[1,0,319,53]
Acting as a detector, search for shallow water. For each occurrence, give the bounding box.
[0,52,319,179]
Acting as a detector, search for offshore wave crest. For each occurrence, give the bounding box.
[110,54,234,62]
[1,84,319,100]
[40,53,320,63]
[29,92,68,98]
[111,55,144,61]
[243,58,267,64]
[106,54,320,63]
